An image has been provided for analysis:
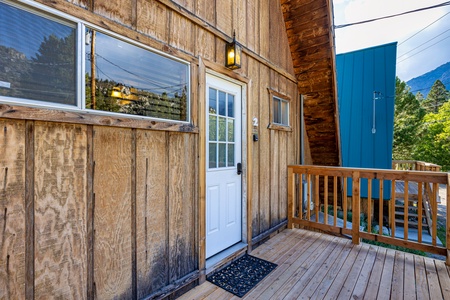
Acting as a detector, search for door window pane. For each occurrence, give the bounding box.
[209,88,217,113]
[0,2,76,105]
[218,117,226,142]
[218,91,226,116]
[85,30,189,121]
[228,94,234,117]
[209,115,217,141]
[227,144,234,167]
[209,143,217,168]
[218,143,226,168]
[227,119,234,142]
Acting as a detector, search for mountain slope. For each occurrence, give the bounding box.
[406,61,450,97]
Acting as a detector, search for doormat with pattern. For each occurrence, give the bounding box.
[207,254,277,298]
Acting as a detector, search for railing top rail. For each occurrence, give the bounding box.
[288,165,448,184]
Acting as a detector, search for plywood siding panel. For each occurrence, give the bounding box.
[235,0,247,46]
[0,119,26,300]
[169,12,194,55]
[195,0,215,24]
[34,122,87,299]
[279,131,288,220]
[137,0,168,42]
[172,0,194,13]
[259,65,271,233]
[94,0,133,26]
[195,27,215,61]
[93,126,132,299]
[269,0,282,67]
[168,133,196,282]
[216,1,232,35]
[259,0,270,59]
[246,0,258,52]
[247,58,261,238]
[270,131,279,226]
[136,130,169,297]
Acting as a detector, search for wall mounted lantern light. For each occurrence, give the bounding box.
[225,31,242,70]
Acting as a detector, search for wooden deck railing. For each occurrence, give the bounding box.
[393,160,442,172]
[287,165,450,263]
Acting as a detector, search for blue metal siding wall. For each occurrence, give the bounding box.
[337,43,397,199]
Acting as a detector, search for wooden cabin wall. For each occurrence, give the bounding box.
[0,0,304,298]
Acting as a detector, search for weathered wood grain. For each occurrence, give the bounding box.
[279,131,288,220]
[33,122,88,299]
[195,0,215,24]
[137,0,168,42]
[169,12,195,55]
[136,130,169,297]
[0,119,26,300]
[259,0,270,59]
[215,1,232,36]
[25,121,35,300]
[270,130,279,227]
[168,133,196,282]
[195,27,216,61]
[94,0,133,26]
[93,126,133,299]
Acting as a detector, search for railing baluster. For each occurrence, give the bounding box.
[343,177,348,229]
[298,173,303,221]
[446,174,450,265]
[368,178,372,233]
[432,182,438,246]
[390,179,396,238]
[333,176,337,227]
[288,167,294,229]
[418,182,423,243]
[352,172,360,244]
[379,180,384,235]
[324,175,328,226]
[404,181,409,241]
[306,173,311,221]
[315,175,320,224]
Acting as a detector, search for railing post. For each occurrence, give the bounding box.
[288,167,295,229]
[352,171,360,245]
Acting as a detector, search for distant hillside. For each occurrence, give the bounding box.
[406,61,450,98]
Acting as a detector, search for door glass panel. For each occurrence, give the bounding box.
[281,100,288,125]
[273,98,280,123]
[227,144,234,167]
[209,115,217,141]
[228,94,234,117]
[209,143,217,168]
[218,144,226,167]
[218,117,226,142]
[209,88,217,113]
[227,119,234,142]
[218,91,226,116]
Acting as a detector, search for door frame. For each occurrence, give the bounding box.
[198,58,250,280]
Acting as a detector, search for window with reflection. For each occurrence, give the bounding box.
[85,30,189,121]
[0,2,76,105]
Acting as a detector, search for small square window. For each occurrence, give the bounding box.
[268,89,291,131]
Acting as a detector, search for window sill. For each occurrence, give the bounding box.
[0,103,198,133]
[268,123,292,132]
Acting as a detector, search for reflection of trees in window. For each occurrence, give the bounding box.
[0,46,31,98]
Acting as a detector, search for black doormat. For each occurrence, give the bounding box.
[207,254,277,298]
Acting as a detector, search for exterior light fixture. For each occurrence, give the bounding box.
[225,31,242,70]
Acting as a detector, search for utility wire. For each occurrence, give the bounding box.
[398,28,450,58]
[397,35,450,63]
[334,1,450,29]
[399,11,450,45]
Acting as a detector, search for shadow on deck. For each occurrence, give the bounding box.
[178,229,450,299]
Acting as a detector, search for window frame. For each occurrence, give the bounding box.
[268,88,291,131]
[0,0,191,124]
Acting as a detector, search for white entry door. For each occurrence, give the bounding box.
[206,74,242,258]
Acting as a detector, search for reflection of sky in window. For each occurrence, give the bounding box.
[87,31,188,96]
[0,2,75,59]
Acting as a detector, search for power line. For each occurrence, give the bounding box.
[334,1,450,29]
[398,28,450,58]
[398,11,450,45]
[397,35,450,63]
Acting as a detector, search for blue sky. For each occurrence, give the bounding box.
[333,0,450,81]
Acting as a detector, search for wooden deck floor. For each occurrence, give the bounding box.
[178,229,450,300]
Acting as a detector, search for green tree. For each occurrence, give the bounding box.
[414,101,450,171]
[393,77,425,159]
[422,80,450,113]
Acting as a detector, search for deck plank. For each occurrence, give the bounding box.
[390,250,405,300]
[362,246,387,300]
[175,229,449,300]
[435,260,450,299]
[415,256,431,300]
[350,244,379,300]
[424,257,443,300]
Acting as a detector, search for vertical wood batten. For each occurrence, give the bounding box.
[25,121,35,300]
[86,125,94,299]
[131,129,137,299]
[352,172,360,244]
